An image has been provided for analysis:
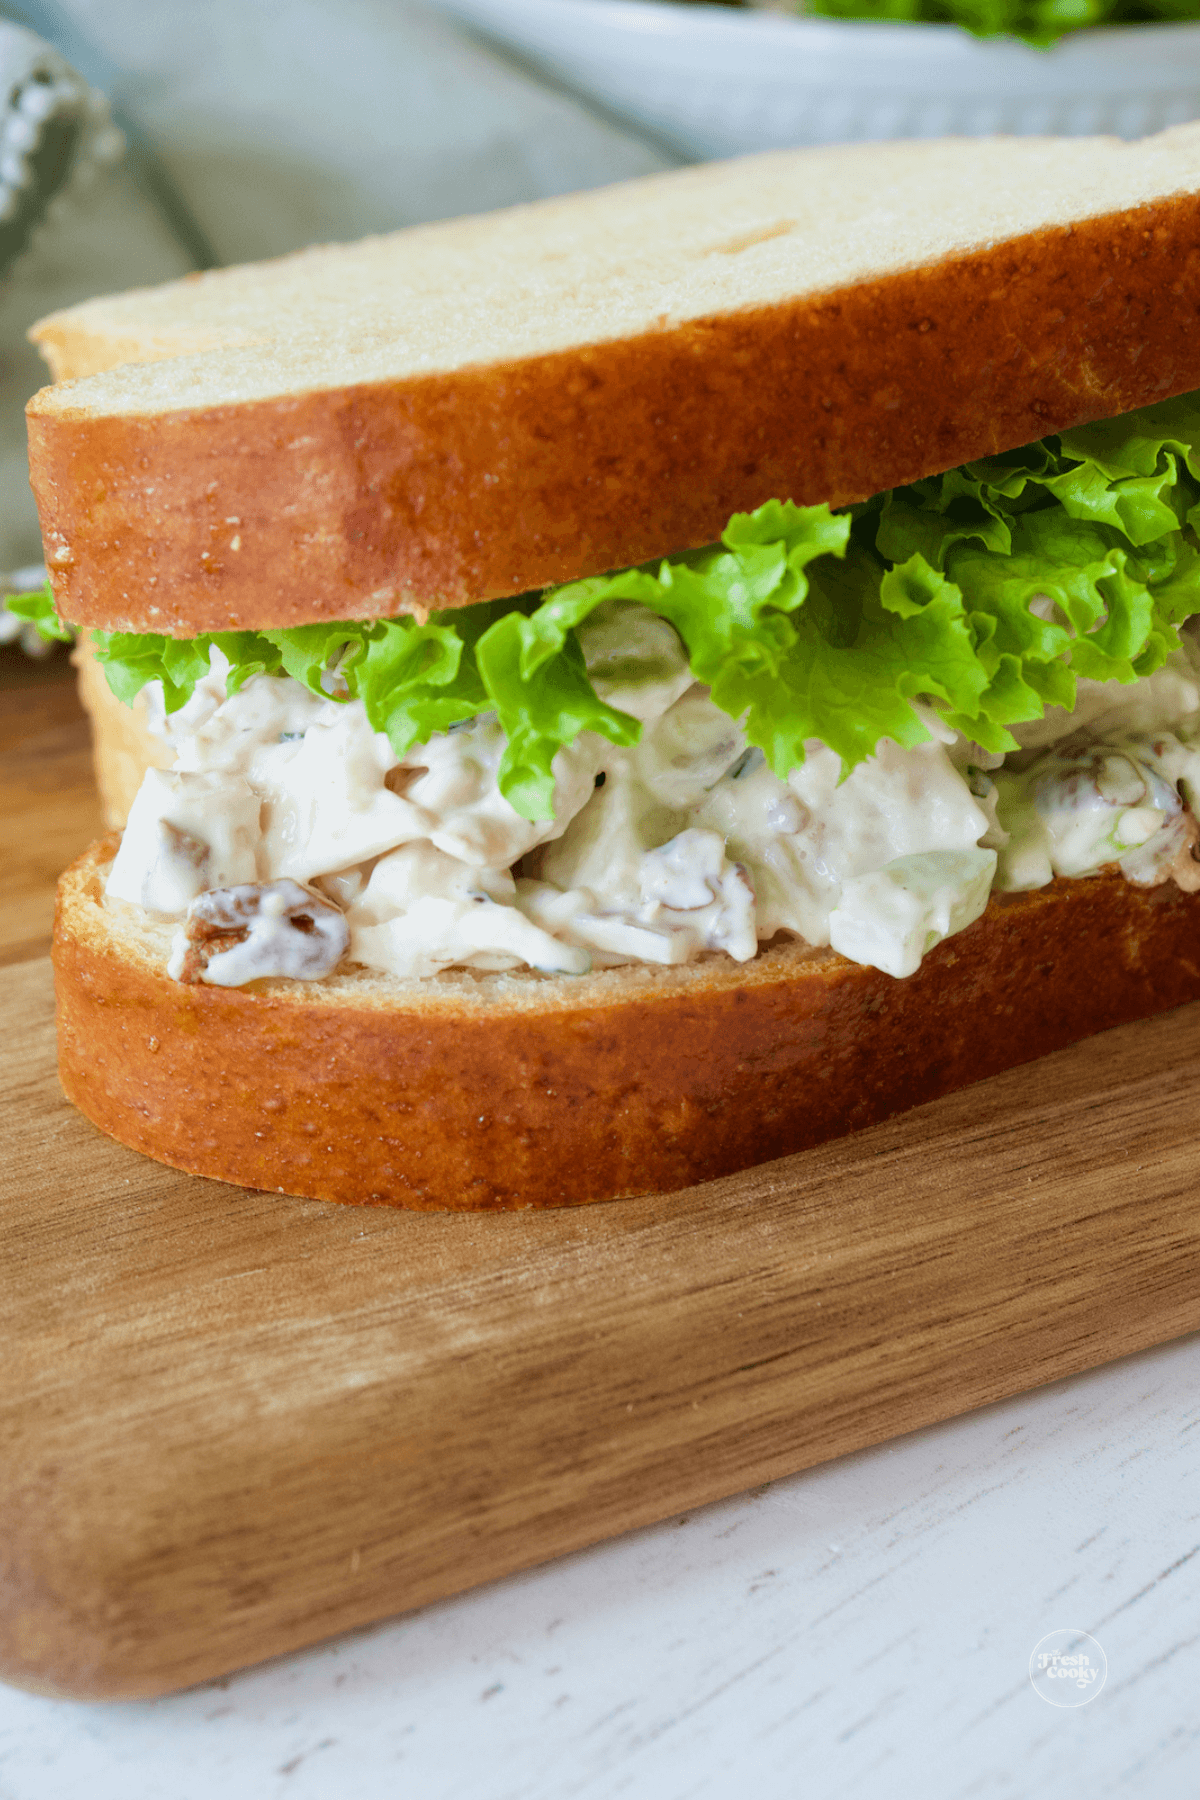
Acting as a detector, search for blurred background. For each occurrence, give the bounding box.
[0,0,686,580]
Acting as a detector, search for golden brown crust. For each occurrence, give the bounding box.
[54,839,1200,1210]
[28,195,1200,635]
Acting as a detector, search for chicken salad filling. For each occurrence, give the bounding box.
[103,604,1200,987]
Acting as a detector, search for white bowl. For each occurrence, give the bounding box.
[430,0,1200,156]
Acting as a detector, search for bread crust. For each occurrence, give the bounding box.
[54,839,1200,1210]
[28,194,1200,635]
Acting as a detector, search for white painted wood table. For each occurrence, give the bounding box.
[2,1336,1198,1796]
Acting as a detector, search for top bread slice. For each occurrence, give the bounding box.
[27,127,1200,636]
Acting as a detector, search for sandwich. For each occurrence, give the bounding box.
[20,128,1200,1210]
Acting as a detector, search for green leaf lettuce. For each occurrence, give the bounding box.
[801,0,1197,52]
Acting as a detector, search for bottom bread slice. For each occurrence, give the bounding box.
[54,838,1200,1211]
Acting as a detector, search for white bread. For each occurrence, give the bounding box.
[27,128,1200,634]
[31,131,1200,400]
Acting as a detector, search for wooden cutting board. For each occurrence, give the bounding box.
[4,660,1200,1702]
[5,953,1200,1702]
[0,647,104,968]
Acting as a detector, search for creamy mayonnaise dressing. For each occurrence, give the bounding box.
[104,607,1200,986]
[992,636,1200,891]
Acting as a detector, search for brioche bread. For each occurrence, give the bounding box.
[27,128,1200,636]
[55,840,1200,1209]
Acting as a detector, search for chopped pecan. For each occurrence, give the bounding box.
[1119,809,1200,892]
[1168,812,1200,894]
[170,879,349,986]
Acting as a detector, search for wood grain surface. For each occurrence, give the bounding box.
[0,648,102,968]
[5,953,1200,1701]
